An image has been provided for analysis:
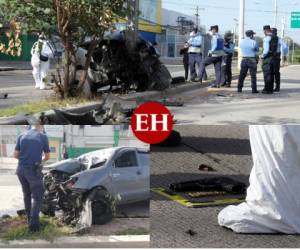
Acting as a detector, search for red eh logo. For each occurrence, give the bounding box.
[131,102,173,144]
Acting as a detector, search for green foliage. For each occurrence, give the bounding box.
[0,216,73,242]
[0,0,127,45]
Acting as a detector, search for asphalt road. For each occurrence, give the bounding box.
[150,125,300,248]
[166,65,300,125]
[0,62,219,109]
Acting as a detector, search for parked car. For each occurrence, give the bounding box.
[42,147,150,227]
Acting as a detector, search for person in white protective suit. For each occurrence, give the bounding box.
[218,125,300,234]
[31,35,55,90]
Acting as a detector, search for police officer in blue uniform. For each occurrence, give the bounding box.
[14,124,50,232]
[221,32,235,87]
[180,42,190,81]
[237,30,260,93]
[187,28,207,82]
[270,28,288,92]
[261,25,288,94]
[199,25,225,88]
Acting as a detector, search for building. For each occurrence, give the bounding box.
[0,125,148,163]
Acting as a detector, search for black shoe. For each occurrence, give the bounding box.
[221,83,227,87]
[237,89,242,93]
[225,84,231,88]
[252,90,259,94]
[262,90,273,94]
[274,88,280,92]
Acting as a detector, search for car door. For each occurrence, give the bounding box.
[135,151,150,200]
[111,149,143,203]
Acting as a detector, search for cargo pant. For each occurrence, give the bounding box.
[199,56,222,87]
[189,53,207,80]
[262,57,274,93]
[17,165,44,228]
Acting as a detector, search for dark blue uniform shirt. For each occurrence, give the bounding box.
[15,129,50,167]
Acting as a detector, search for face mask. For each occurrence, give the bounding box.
[190,31,195,37]
[208,31,213,36]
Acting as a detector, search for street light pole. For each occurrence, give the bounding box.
[238,0,245,69]
[274,0,278,28]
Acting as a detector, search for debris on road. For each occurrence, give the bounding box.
[169,177,246,194]
[198,164,215,172]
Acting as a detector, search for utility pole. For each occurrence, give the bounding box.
[195,6,199,29]
[238,0,245,69]
[133,0,139,41]
[193,6,204,30]
[274,0,278,28]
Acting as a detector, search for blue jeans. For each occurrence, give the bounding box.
[238,58,257,91]
[189,53,207,80]
[17,165,44,227]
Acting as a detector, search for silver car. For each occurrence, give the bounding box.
[42,147,149,226]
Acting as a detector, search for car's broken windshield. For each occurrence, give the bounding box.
[78,155,107,169]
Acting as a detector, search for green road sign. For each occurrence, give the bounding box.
[291,12,300,28]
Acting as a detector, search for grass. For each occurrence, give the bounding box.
[115,227,149,236]
[0,96,100,118]
[0,216,73,242]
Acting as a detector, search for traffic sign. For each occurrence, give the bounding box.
[291,12,300,28]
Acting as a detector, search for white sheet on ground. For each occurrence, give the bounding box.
[0,186,23,217]
[218,125,300,234]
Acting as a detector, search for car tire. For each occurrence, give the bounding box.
[88,188,115,225]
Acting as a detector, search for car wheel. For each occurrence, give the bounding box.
[88,188,115,225]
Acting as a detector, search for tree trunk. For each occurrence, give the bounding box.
[76,39,99,97]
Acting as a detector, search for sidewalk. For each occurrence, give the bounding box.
[0,235,150,248]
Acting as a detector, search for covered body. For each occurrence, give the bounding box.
[218,125,300,234]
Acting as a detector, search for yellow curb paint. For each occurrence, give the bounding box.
[152,188,244,208]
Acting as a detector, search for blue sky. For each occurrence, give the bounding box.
[162,0,300,43]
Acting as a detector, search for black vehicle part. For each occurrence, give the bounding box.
[88,188,116,225]
[169,177,246,194]
[53,109,102,125]
[155,130,182,147]
[150,64,172,91]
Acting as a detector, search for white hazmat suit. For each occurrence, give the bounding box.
[218,125,300,234]
[31,38,54,90]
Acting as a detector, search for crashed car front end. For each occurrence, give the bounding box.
[42,150,116,229]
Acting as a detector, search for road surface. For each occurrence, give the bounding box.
[167,65,300,124]
[150,125,300,248]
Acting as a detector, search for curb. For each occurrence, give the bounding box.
[0,66,278,124]
[0,68,31,72]
[0,235,150,248]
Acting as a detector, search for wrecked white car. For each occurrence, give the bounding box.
[41,147,149,228]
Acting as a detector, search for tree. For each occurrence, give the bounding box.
[1,0,128,98]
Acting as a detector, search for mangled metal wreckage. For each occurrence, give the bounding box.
[42,147,150,229]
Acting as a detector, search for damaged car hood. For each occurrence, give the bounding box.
[47,159,85,175]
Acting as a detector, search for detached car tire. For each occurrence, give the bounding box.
[88,188,115,225]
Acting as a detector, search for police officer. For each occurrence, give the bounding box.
[237,30,259,93]
[270,28,288,92]
[199,25,225,88]
[14,124,50,232]
[180,42,190,81]
[222,32,235,87]
[187,27,207,82]
[261,25,287,94]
